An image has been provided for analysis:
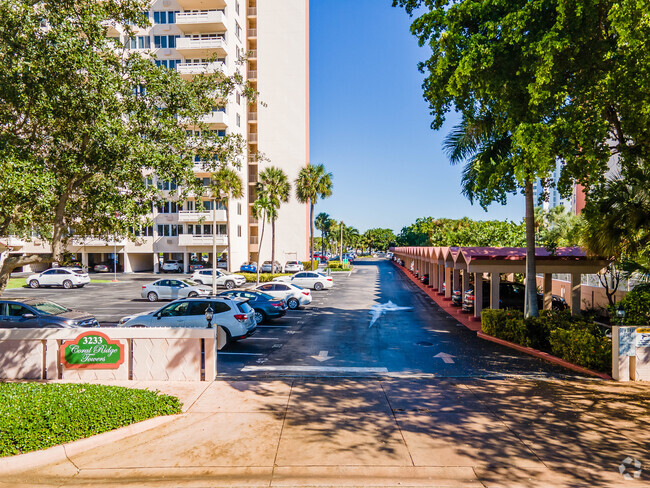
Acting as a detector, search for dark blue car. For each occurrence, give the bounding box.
[218,289,286,324]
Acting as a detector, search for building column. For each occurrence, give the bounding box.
[153,253,160,274]
[81,251,88,271]
[444,267,452,299]
[452,268,460,295]
[490,272,500,309]
[438,263,445,294]
[570,273,581,315]
[543,273,553,310]
[474,273,484,319]
[123,252,133,273]
[432,263,438,290]
[183,251,189,274]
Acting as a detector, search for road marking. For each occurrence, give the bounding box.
[311,350,333,362]
[218,352,264,356]
[245,337,280,340]
[434,352,455,364]
[241,365,389,373]
[256,325,290,328]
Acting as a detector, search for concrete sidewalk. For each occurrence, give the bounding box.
[2,378,649,487]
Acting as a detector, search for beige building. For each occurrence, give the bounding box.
[6,0,309,273]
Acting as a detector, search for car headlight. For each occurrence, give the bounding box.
[118,317,130,325]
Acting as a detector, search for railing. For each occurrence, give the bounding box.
[248,173,258,183]
[248,111,257,120]
[247,70,257,79]
[175,10,225,25]
[176,36,226,51]
[248,28,257,37]
[248,49,257,58]
[248,7,257,16]
[249,215,258,224]
[248,133,258,143]
[177,61,225,75]
[178,234,228,246]
[249,236,259,244]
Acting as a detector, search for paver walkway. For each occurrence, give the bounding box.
[2,378,649,487]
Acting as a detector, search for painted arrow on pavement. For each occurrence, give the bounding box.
[311,350,333,362]
[434,352,455,364]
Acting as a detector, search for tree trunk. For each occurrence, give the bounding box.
[524,180,539,318]
[225,203,231,272]
[0,254,54,296]
[256,216,265,286]
[309,202,315,271]
[271,218,276,274]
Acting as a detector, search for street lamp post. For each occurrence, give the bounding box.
[617,305,626,326]
[204,305,214,328]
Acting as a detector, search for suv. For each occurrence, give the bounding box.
[27,268,91,289]
[117,297,256,343]
[161,260,183,273]
[0,298,98,328]
[191,269,246,289]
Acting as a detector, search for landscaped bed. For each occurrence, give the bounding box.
[0,383,181,457]
[481,309,612,373]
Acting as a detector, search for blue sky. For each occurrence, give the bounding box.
[309,0,524,234]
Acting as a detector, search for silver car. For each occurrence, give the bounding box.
[118,297,257,344]
[141,279,210,302]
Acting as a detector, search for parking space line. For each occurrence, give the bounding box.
[245,337,280,340]
[218,352,265,356]
[256,325,290,328]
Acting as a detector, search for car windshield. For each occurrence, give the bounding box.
[30,301,68,315]
[72,269,86,275]
[237,302,253,313]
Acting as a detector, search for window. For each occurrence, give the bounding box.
[236,113,241,127]
[235,22,241,40]
[217,129,226,137]
[211,302,231,314]
[235,1,240,15]
[236,46,241,59]
[236,92,241,105]
[160,301,190,317]
[157,224,169,236]
[237,203,242,215]
[168,35,180,48]
[138,36,151,49]
[125,36,137,49]
[7,304,30,317]
[156,201,178,214]
[237,225,241,237]
[154,35,167,48]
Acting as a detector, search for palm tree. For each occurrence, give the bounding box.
[257,166,291,272]
[252,195,274,285]
[295,163,333,270]
[315,212,330,257]
[210,166,243,272]
[443,115,540,318]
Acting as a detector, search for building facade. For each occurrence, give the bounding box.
[5,0,309,274]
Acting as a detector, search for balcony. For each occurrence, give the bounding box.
[177,0,226,10]
[248,7,257,17]
[247,70,257,81]
[178,210,227,222]
[248,28,257,38]
[177,61,225,78]
[248,49,257,60]
[71,237,127,247]
[178,234,228,247]
[176,11,226,33]
[176,36,226,58]
[180,110,227,128]
[248,133,258,143]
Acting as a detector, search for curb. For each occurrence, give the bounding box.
[0,413,181,475]
[477,331,612,380]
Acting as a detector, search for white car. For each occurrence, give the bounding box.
[284,261,304,273]
[191,269,246,289]
[27,268,91,289]
[117,297,256,344]
[141,279,210,302]
[161,260,183,273]
[273,271,334,291]
[253,282,312,310]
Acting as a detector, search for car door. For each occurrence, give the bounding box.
[210,301,232,328]
[154,280,171,299]
[39,269,58,286]
[153,301,190,327]
[273,283,292,299]
[257,283,276,298]
[291,272,308,287]
[167,280,185,300]
[4,303,41,328]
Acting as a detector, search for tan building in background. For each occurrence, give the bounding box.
[4,0,309,273]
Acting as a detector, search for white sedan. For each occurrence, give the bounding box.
[191,269,247,289]
[253,282,312,310]
[141,279,210,302]
[273,271,334,291]
[27,268,91,289]
[284,261,304,273]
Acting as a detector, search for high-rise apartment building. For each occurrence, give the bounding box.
[5,0,309,273]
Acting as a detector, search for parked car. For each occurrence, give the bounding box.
[284,261,304,273]
[0,298,98,328]
[141,279,210,302]
[217,259,228,269]
[189,261,208,272]
[420,274,429,285]
[462,281,568,312]
[118,297,256,344]
[93,261,123,273]
[161,260,184,273]
[219,289,286,324]
[260,261,282,273]
[240,262,257,273]
[27,268,91,289]
[191,269,246,289]
[253,282,312,310]
[273,271,334,291]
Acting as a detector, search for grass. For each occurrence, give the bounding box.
[0,383,181,457]
[6,277,115,289]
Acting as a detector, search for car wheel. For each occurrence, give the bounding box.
[225,280,235,289]
[287,298,299,310]
[254,309,266,324]
[314,282,324,291]
[188,292,198,298]
[29,280,40,289]
[147,292,159,302]
[195,279,203,285]
[63,280,73,289]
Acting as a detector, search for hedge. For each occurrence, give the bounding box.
[0,383,181,457]
[239,272,291,283]
[481,309,611,373]
[614,283,650,326]
[325,260,351,271]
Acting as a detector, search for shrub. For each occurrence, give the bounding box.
[549,328,612,372]
[325,260,351,271]
[0,383,181,457]
[614,283,650,325]
[239,272,291,283]
[302,261,315,271]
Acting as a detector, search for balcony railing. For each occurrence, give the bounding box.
[248,133,258,143]
[176,36,226,56]
[178,234,228,246]
[247,70,257,80]
[175,10,226,29]
[248,29,257,37]
[248,111,257,121]
[177,61,225,76]
[178,210,227,222]
[248,49,257,59]
[248,7,257,16]
[249,236,259,244]
[248,173,258,183]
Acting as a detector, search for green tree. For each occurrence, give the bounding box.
[315,212,330,256]
[252,196,274,285]
[295,164,333,270]
[210,167,244,272]
[257,166,291,270]
[0,0,251,293]
[363,228,397,252]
